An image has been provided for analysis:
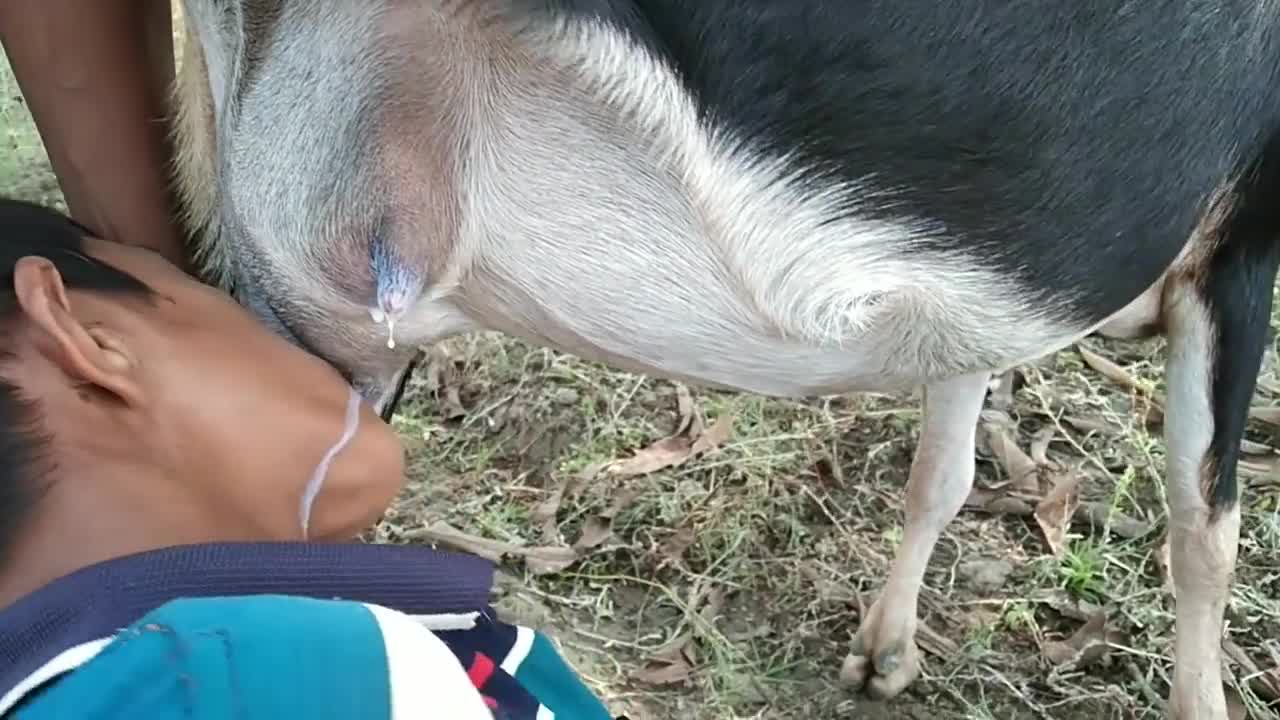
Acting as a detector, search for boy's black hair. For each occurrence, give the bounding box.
[0,198,151,567]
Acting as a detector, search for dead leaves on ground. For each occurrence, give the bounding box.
[634,633,699,687]
[633,585,728,688]
[1042,609,1126,673]
[414,382,733,575]
[1034,474,1084,557]
[405,382,739,686]
[1015,345,1280,705]
[968,352,1219,555]
[969,391,1139,556]
[973,403,1085,555]
[566,383,732,555]
[603,384,734,478]
[1076,343,1280,486]
[573,484,646,552]
[1077,345,1164,427]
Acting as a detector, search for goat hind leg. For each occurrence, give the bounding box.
[1163,252,1278,718]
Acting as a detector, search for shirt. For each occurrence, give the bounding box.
[0,543,617,720]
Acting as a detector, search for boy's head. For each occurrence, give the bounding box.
[0,199,404,603]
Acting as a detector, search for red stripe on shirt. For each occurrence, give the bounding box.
[467,651,497,690]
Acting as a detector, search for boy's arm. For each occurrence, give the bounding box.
[0,0,186,267]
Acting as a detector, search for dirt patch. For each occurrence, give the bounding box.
[371,334,1280,720]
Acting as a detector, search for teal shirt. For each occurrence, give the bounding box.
[13,595,612,720]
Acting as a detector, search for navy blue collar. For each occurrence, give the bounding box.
[0,542,495,703]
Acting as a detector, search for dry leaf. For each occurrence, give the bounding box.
[1030,426,1056,467]
[605,414,733,478]
[964,486,997,510]
[531,474,586,542]
[606,435,694,477]
[574,485,646,552]
[1140,401,1165,428]
[530,487,564,529]
[634,659,694,687]
[603,485,646,518]
[1043,590,1103,623]
[574,517,613,552]
[1034,473,1083,556]
[983,422,1040,492]
[691,415,734,455]
[1042,610,1123,670]
[635,632,696,687]
[405,521,578,575]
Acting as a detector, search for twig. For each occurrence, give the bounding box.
[1125,661,1168,714]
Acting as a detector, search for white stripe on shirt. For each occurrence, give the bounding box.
[362,603,492,720]
[501,625,535,676]
[0,637,114,717]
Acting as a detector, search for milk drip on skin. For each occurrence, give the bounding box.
[369,307,397,349]
[298,386,363,537]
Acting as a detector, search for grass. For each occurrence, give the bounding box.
[3,21,1279,718]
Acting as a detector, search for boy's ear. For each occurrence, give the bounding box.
[12,256,144,406]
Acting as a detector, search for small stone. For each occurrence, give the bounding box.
[552,388,580,405]
[959,559,1015,592]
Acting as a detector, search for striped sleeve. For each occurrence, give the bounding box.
[361,603,494,719]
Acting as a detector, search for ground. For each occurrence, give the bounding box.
[3,23,1279,720]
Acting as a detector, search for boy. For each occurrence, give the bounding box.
[0,198,614,720]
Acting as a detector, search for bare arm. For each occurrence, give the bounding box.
[0,0,186,266]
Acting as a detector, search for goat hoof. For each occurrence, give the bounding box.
[839,617,921,700]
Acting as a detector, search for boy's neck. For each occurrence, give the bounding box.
[0,460,265,609]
